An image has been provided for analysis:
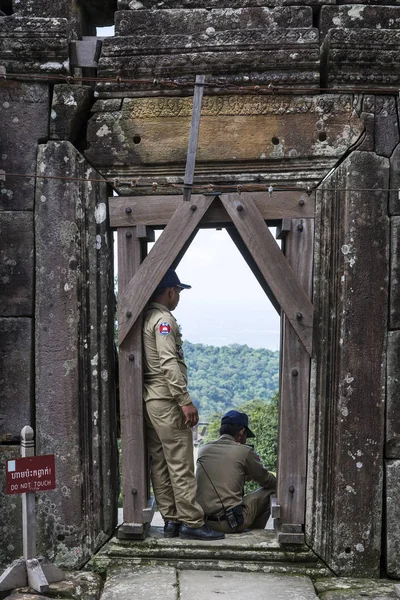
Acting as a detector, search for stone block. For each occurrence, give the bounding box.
[375,96,399,158]
[321,29,400,89]
[179,571,318,600]
[0,213,33,316]
[115,7,313,36]
[0,17,69,74]
[390,218,400,328]
[389,144,400,216]
[50,85,94,143]
[118,0,334,8]
[387,330,400,458]
[386,460,400,578]
[357,95,375,153]
[86,94,363,188]
[35,141,118,568]
[12,0,116,29]
[11,0,87,39]
[0,318,32,442]
[0,82,49,211]
[320,5,400,42]
[308,152,389,576]
[97,27,319,89]
[0,446,23,571]
[337,0,400,4]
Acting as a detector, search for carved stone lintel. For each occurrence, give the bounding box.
[115,7,313,36]
[320,5,400,42]
[85,94,364,188]
[118,0,334,8]
[322,29,400,88]
[0,17,69,74]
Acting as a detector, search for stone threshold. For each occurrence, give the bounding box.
[87,526,332,578]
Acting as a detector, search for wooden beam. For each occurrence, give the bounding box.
[226,226,281,314]
[277,218,314,530]
[117,227,149,537]
[109,191,315,228]
[118,195,215,345]
[220,194,313,355]
[183,75,205,202]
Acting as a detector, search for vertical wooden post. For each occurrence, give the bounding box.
[277,218,314,541]
[21,426,36,560]
[118,227,150,538]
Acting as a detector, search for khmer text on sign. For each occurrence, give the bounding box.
[6,455,56,495]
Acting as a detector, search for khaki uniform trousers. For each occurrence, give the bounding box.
[205,487,274,534]
[145,399,204,528]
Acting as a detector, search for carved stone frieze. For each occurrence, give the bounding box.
[12,0,116,28]
[97,25,319,89]
[320,5,400,42]
[121,94,356,119]
[118,0,334,8]
[115,7,313,36]
[322,29,400,88]
[0,17,69,74]
[85,93,364,191]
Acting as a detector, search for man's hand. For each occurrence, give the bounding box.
[181,403,199,428]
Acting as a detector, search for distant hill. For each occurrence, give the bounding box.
[183,341,280,418]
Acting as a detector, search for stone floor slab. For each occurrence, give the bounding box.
[179,571,318,600]
[100,566,177,600]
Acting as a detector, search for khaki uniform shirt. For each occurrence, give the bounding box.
[142,302,192,406]
[196,434,276,516]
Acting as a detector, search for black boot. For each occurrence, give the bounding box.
[179,524,225,540]
[164,521,181,538]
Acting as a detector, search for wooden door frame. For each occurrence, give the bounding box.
[112,191,314,541]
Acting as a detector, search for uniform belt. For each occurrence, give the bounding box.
[205,514,227,522]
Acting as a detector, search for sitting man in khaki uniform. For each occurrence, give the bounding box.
[196,410,276,533]
[143,268,224,541]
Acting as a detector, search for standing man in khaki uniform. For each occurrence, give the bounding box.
[196,410,276,533]
[143,268,224,541]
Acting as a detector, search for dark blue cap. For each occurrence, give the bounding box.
[221,410,255,438]
[155,268,191,293]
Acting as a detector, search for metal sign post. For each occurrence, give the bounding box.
[0,426,64,594]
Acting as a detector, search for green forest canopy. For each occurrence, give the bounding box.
[183,341,279,418]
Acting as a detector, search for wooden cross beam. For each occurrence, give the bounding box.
[109,191,315,229]
[118,195,215,345]
[220,194,314,355]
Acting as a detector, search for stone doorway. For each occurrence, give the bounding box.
[113,190,314,544]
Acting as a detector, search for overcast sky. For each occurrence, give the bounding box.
[115,230,281,351]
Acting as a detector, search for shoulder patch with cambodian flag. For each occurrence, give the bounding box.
[159,322,171,336]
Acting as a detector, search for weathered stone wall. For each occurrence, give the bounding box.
[0,2,118,571]
[1,0,400,578]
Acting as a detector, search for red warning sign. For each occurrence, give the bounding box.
[6,455,56,495]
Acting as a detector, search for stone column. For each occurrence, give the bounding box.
[307,151,389,576]
[386,135,400,577]
[35,141,118,568]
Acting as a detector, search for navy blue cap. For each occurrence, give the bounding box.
[155,268,191,293]
[221,410,255,438]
